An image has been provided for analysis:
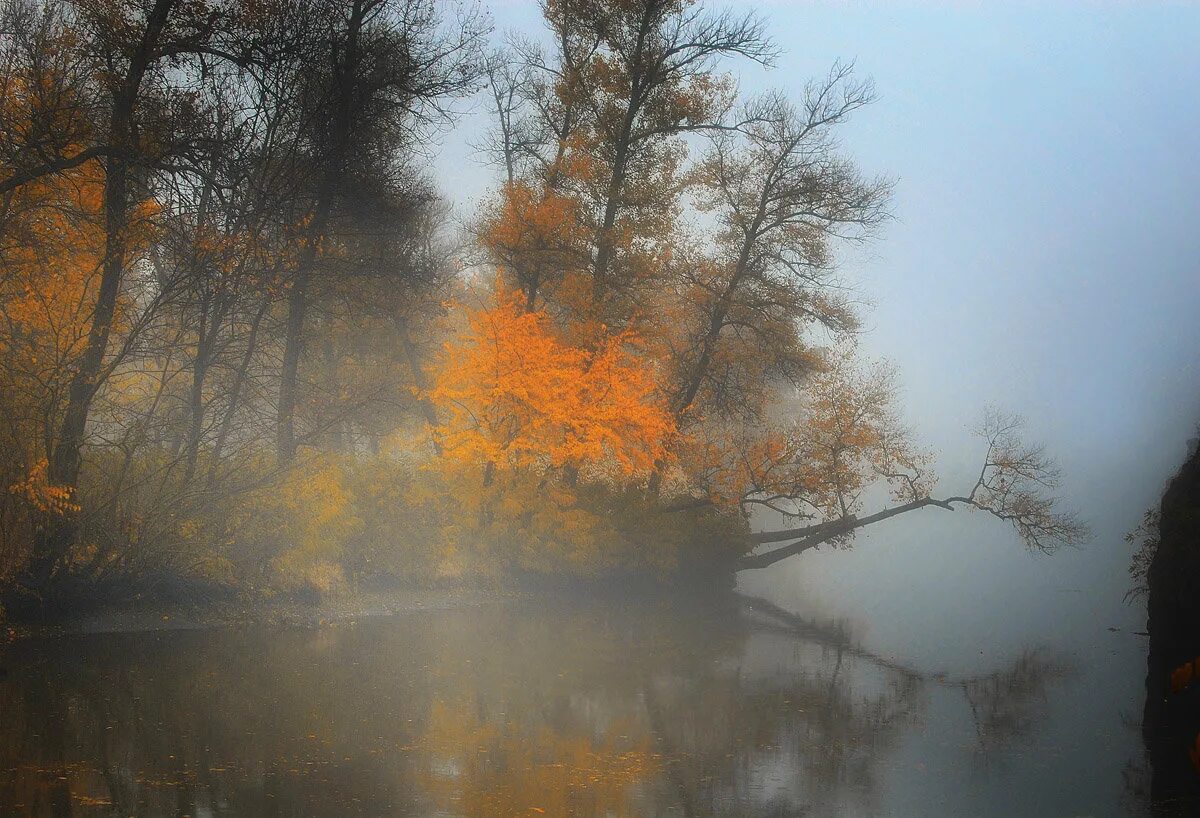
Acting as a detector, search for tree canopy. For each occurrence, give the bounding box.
[0,0,1083,608]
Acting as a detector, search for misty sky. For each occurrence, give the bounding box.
[433,1,1200,496]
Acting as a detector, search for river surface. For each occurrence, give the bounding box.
[0,444,1172,816]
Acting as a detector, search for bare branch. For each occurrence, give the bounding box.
[742,409,1087,570]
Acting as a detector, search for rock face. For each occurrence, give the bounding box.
[1144,438,1200,814]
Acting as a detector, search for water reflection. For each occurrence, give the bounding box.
[956,648,1073,761]
[0,597,1069,816]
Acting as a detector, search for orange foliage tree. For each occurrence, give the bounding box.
[429,284,674,481]
[466,3,1084,573]
[0,152,107,579]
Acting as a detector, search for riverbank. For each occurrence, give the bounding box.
[1142,436,1200,813]
[0,554,739,642]
[1,585,523,642]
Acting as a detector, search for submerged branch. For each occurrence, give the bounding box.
[739,593,924,679]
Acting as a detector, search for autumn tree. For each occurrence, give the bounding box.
[465,0,1084,575]
[430,283,673,481]
[479,0,773,322]
[0,140,103,582]
[2,0,284,588]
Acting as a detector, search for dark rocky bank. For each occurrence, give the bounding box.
[1143,435,1200,814]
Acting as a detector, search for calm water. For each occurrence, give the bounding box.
[0,583,1147,818]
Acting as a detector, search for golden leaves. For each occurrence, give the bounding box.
[481,181,586,264]
[224,454,362,595]
[428,284,674,480]
[8,458,80,516]
[416,696,660,818]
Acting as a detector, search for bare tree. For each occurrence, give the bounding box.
[673,65,891,424]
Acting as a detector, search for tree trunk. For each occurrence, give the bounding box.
[182,298,213,483]
[590,4,653,304]
[207,298,269,488]
[277,0,364,463]
[591,136,630,304]
[47,136,129,490]
[32,0,176,587]
[276,199,328,464]
[397,316,442,455]
[673,207,761,418]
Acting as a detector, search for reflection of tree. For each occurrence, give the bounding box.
[953,648,1073,759]
[652,594,930,816]
[0,597,1073,817]
[740,594,1075,770]
[0,627,437,816]
[416,699,659,816]
[739,594,924,680]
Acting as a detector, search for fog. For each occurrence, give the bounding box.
[2,1,1198,815]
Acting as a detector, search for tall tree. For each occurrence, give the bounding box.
[481,0,774,323]
[468,0,1084,571]
[273,0,483,463]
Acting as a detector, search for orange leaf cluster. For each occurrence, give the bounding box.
[8,458,80,516]
[1171,659,1200,694]
[481,181,584,257]
[429,285,674,478]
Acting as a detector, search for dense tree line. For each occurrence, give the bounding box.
[0,0,1083,612]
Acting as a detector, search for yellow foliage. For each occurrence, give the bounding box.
[429,284,674,480]
[798,351,937,514]
[7,458,80,516]
[0,70,159,577]
[669,345,936,526]
[417,697,660,817]
[225,454,362,594]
